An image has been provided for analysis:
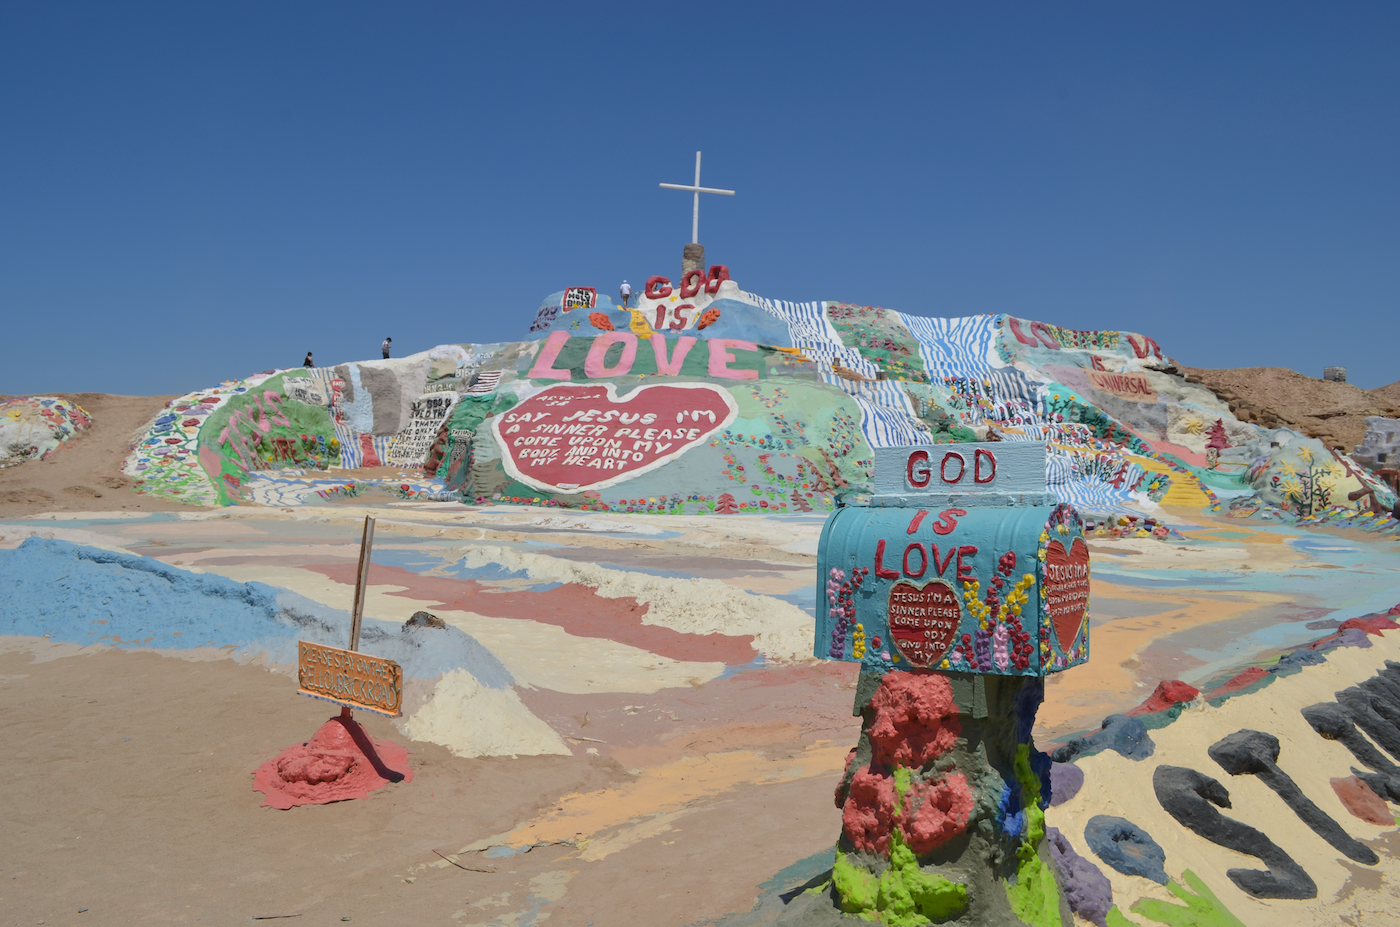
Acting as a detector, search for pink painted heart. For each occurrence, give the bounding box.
[493,383,737,493]
[1044,538,1089,651]
[887,579,961,668]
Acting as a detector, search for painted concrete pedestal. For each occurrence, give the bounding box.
[783,444,1088,926]
[816,672,1068,926]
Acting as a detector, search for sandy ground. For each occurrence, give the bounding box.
[0,640,849,927]
[0,393,191,517]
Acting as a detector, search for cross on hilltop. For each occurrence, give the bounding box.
[660,151,734,276]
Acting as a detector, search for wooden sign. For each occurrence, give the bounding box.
[872,442,1047,498]
[297,641,403,717]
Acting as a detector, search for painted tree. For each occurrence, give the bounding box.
[1206,419,1230,452]
[1205,419,1230,469]
[715,492,739,515]
[789,486,814,513]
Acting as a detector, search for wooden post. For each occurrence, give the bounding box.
[349,515,376,654]
[342,515,376,721]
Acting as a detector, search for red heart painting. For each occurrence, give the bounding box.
[887,579,961,668]
[1043,538,1089,651]
[493,383,737,493]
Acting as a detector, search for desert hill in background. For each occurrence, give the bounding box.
[1176,365,1400,453]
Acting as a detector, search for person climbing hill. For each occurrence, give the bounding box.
[620,280,632,309]
[303,351,314,368]
[382,337,392,359]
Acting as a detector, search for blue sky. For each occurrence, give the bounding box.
[2,2,1396,395]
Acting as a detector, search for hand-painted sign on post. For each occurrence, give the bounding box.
[297,641,403,717]
[295,515,404,716]
[816,442,1090,674]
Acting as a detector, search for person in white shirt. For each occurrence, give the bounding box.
[382,337,392,359]
[619,280,632,309]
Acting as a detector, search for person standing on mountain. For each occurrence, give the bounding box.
[619,280,632,309]
[303,351,314,368]
[382,337,392,359]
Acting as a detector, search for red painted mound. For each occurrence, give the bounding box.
[1126,679,1200,716]
[1206,666,1268,699]
[253,715,413,810]
[1339,615,1400,636]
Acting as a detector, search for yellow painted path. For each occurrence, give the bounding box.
[1129,454,1213,508]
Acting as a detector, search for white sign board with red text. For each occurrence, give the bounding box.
[871,442,1048,498]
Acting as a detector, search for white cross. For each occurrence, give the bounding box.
[659,151,735,244]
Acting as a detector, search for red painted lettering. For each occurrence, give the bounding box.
[704,264,730,294]
[974,448,996,484]
[1029,320,1060,350]
[874,539,900,579]
[930,544,956,577]
[1007,316,1039,347]
[929,508,966,536]
[955,545,979,582]
[645,275,673,299]
[679,269,704,298]
[907,450,931,488]
[906,509,929,534]
[1127,334,1162,359]
[940,452,966,484]
[902,543,927,578]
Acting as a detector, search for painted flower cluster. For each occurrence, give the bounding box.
[946,550,1037,672]
[826,566,869,659]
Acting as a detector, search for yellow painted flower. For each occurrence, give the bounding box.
[1274,460,1299,477]
[1296,445,1313,463]
[1278,477,1306,502]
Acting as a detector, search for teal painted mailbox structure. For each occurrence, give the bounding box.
[815,442,1090,675]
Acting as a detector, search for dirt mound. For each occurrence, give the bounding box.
[1370,379,1400,409]
[0,392,195,517]
[1177,366,1400,452]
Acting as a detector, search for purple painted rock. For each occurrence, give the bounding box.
[1046,826,1113,927]
[1050,761,1085,806]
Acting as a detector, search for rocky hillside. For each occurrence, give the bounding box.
[1178,366,1400,452]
